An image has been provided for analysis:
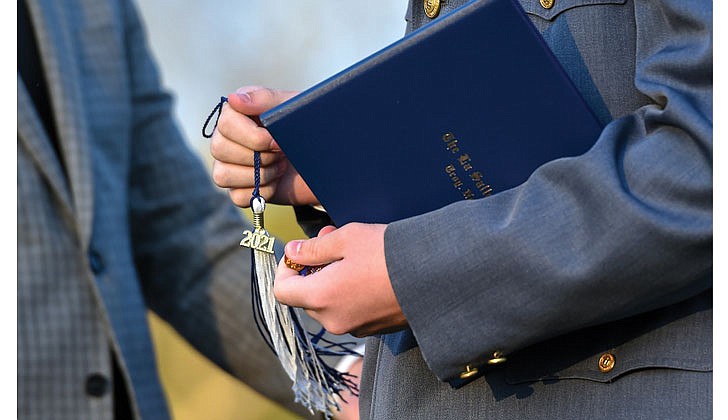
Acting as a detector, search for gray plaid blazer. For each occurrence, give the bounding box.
[17,0,307,419]
[352,0,712,419]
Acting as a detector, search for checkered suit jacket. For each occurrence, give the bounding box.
[17,1,307,418]
[346,1,712,419]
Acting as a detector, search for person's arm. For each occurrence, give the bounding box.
[381,0,712,381]
[274,0,712,382]
[120,0,313,415]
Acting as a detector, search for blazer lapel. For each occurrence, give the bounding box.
[18,78,75,220]
[28,0,95,247]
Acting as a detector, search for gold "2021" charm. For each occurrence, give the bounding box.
[240,229,276,254]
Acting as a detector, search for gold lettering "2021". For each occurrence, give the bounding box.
[240,230,276,254]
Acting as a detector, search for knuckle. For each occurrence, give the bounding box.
[252,128,273,151]
[258,152,274,166]
[211,164,228,186]
[325,321,349,336]
[343,223,362,235]
[263,151,283,166]
[229,189,250,207]
[259,87,276,101]
[300,239,320,260]
[216,110,233,135]
[253,87,288,111]
[272,281,285,301]
[209,136,225,158]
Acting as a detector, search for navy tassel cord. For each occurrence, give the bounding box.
[203,96,361,415]
[202,96,227,138]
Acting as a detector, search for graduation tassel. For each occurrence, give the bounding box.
[243,159,358,418]
[203,97,360,418]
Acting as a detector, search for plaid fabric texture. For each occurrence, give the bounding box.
[18,1,309,419]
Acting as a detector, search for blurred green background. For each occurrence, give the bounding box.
[148,204,308,420]
[135,1,406,419]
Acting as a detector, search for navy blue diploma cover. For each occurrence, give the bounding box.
[260,0,603,227]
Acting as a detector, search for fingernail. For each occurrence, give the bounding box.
[236,92,252,103]
[286,240,304,257]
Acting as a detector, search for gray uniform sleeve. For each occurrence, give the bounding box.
[384,0,712,382]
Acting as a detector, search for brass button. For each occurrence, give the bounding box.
[598,353,616,373]
[459,364,479,379]
[424,0,442,19]
[540,0,554,9]
[487,351,507,365]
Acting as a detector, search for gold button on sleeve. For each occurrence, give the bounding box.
[459,364,479,379]
[540,0,555,9]
[487,351,507,365]
[424,0,442,18]
[598,353,616,373]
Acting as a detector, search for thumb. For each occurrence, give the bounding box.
[285,231,344,267]
[228,86,299,116]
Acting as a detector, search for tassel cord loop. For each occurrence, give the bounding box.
[202,96,228,138]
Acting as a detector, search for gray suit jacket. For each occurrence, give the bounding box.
[355,0,712,419]
[17,1,308,418]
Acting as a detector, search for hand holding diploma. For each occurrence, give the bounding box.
[210,85,405,338]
